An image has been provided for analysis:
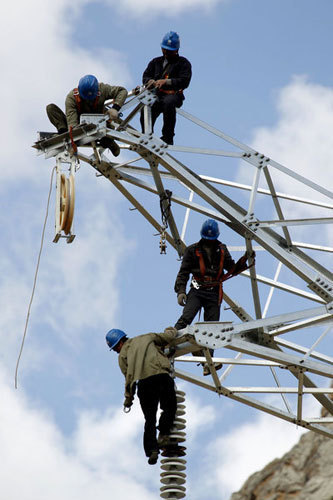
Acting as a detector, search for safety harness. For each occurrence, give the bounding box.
[193,245,254,305]
[193,245,225,305]
[157,63,183,95]
[73,88,100,113]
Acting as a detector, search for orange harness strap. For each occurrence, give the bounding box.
[195,245,225,305]
[73,88,100,113]
[158,73,183,95]
[73,88,81,113]
[69,126,77,155]
[194,247,255,306]
[158,88,183,95]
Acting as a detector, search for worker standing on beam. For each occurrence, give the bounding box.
[140,31,192,145]
[106,327,178,465]
[174,219,252,376]
[46,74,128,156]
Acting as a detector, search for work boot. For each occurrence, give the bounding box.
[148,449,159,465]
[203,363,223,376]
[99,137,120,156]
[160,136,173,145]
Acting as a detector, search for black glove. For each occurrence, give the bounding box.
[177,293,187,306]
[123,397,133,408]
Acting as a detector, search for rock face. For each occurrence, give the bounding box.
[230,419,333,500]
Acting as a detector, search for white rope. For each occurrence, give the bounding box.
[15,166,56,389]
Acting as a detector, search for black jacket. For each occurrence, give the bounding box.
[174,239,235,294]
[142,55,192,94]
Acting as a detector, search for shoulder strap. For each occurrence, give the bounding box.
[73,88,81,113]
[195,247,205,278]
[73,88,100,112]
[161,62,172,79]
[216,244,225,280]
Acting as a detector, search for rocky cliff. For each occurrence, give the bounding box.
[230,404,333,500]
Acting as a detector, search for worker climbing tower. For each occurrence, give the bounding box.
[34,85,333,455]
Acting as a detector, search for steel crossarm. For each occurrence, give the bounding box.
[147,152,333,303]
[207,387,333,394]
[177,108,333,201]
[174,368,333,439]
[113,166,333,211]
[275,338,333,365]
[252,217,333,228]
[268,314,333,336]
[166,145,245,157]
[175,311,333,417]
[175,356,284,367]
[240,271,326,303]
[115,170,230,223]
[209,336,333,379]
[185,305,332,339]
[34,123,101,158]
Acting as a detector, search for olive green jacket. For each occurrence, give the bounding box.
[65,83,128,128]
[118,327,177,400]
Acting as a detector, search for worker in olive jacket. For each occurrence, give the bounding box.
[46,74,128,156]
[140,31,192,145]
[174,219,251,376]
[106,326,177,465]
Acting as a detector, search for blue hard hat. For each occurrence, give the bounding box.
[78,75,99,101]
[200,219,220,240]
[106,328,127,350]
[161,31,180,51]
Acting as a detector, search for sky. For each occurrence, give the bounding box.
[1,0,333,499]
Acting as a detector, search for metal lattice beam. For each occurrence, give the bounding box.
[34,88,333,438]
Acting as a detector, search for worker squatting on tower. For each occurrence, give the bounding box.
[140,31,192,145]
[46,74,128,156]
[106,327,178,465]
[174,219,253,376]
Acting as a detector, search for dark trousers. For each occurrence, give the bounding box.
[140,93,183,143]
[46,104,68,132]
[137,373,177,457]
[175,287,221,357]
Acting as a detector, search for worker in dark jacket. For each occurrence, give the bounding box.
[46,74,128,156]
[106,326,177,465]
[174,219,251,376]
[140,31,192,145]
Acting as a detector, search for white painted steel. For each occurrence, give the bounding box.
[35,87,333,441]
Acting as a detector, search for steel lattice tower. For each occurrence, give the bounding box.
[35,88,333,441]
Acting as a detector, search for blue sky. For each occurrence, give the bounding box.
[1,1,333,499]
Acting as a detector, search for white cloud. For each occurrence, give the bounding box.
[0,368,158,500]
[0,366,225,500]
[203,394,321,499]
[111,0,227,17]
[173,382,217,444]
[210,412,304,497]
[0,0,131,186]
[0,0,134,375]
[238,77,333,242]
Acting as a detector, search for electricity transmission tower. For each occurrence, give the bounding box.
[35,88,333,441]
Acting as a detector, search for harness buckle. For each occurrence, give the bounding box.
[191,278,200,289]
